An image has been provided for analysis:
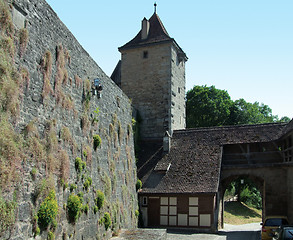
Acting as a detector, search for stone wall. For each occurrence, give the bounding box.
[170,45,186,132]
[120,43,171,140]
[1,0,138,239]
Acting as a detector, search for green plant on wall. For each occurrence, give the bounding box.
[0,193,17,237]
[69,183,77,193]
[67,193,82,223]
[75,157,86,173]
[47,230,55,240]
[103,212,112,230]
[92,107,99,123]
[94,190,104,210]
[37,190,58,229]
[19,28,29,56]
[93,134,101,150]
[136,179,142,191]
[83,176,92,191]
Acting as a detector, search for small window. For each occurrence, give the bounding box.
[178,87,180,94]
[142,196,148,206]
[143,51,148,59]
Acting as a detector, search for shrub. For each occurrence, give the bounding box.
[83,150,87,158]
[93,205,99,214]
[63,182,68,191]
[95,190,104,210]
[92,107,99,123]
[136,179,142,191]
[59,149,70,183]
[31,167,37,180]
[83,204,89,214]
[37,190,58,229]
[0,194,17,236]
[34,177,55,202]
[34,226,40,237]
[41,50,53,100]
[93,134,101,150]
[103,212,112,230]
[83,177,92,191]
[19,28,29,56]
[47,231,55,240]
[74,75,82,88]
[69,184,77,193]
[82,161,86,170]
[0,0,14,35]
[60,127,72,143]
[83,145,92,165]
[77,192,84,204]
[75,157,86,173]
[135,210,139,217]
[67,193,82,222]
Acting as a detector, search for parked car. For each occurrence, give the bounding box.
[261,216,289,240]
[272,225,293,240]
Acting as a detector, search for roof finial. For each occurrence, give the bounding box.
[154,2,157,13]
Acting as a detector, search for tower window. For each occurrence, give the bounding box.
[143,51,148,59]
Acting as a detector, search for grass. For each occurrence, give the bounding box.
[224,201,262,225]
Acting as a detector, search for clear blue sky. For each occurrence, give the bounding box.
[46,0,293,119]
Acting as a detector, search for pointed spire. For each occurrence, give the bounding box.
[154,2,157,13]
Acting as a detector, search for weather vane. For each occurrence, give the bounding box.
[154,2,157,13]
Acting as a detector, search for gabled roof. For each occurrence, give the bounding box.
[140,122,288,194]
[119,13,171,50]
[119,13,187,60]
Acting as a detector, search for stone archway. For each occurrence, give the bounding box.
[217,165,289,229]
[218,174,264,229]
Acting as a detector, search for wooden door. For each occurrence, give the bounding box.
[148,197,160,227]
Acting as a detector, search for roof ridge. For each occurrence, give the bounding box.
[174,122,287,134]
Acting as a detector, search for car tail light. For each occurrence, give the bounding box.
[262,227,267,232]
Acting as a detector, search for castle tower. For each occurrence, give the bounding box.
[113,6,187,140]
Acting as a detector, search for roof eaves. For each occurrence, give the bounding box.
[119,38,173,51]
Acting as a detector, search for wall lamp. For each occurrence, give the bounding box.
[92,78,103,98]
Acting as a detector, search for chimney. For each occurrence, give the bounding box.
[141,18,150,40]
[163,131,171,153]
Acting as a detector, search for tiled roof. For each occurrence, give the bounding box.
[140,122,288,194]
[119,13,171,50]
[119,13,187,61]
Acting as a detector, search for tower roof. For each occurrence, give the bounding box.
[119,13,187,60]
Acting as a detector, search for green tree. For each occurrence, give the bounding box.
[225,177,262,210]
[228,99,278,125]
[186,85,233,128]
[186,85,290,128]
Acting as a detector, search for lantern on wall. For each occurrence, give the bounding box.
[92,78,103,98]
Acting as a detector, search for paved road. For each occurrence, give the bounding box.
[167,223,261,240]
